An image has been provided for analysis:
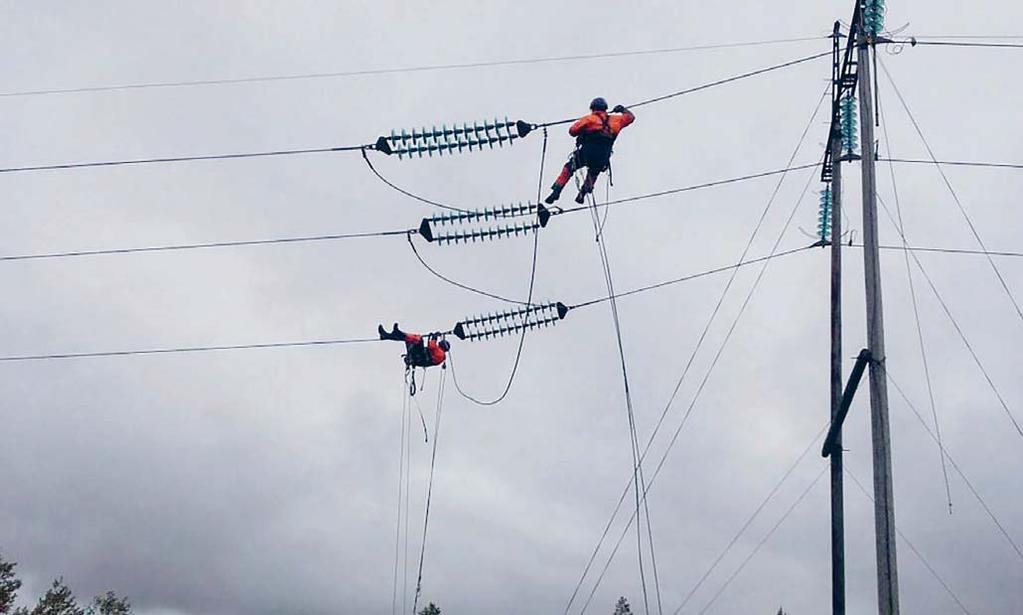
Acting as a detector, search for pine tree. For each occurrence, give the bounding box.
[24,579,84,615]
[417,603,441,615]
[613,596,632,615]
[86,592,130,615]
[0,553,22,614]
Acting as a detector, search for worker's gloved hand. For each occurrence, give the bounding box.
[612,104,627,114]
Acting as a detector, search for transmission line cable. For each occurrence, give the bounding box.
[883,367,1023,562]
[908,40,1023,49]
[0,246,817,364]
[878,57,1023,325]
[877,95,953,512]
[845,468,973,614]
[875,194,1023,441]
[0,36,828,98]
[0,337,377,362]
[445,130,548,406]
[697,464,828,615]
[0,228,411,262]
[577,166,819,614]
[565,88,827,614]
[1,51,828,175]
[582,185,659,614]
[879,158,1023,170]
[868,245,1023,258]
[0,162,816,264]
[541,51,831,128]
[671,423,828,614]
[406,233,529,305]
[0,144,368,174]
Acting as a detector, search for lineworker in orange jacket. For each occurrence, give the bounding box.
[545,97,636,205]
[378,323,449,368]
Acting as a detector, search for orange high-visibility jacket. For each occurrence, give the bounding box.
[568,109,635,139]
[404,333,447,366]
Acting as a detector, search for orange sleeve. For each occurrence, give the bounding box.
[610,111,635,134]
[568,114,596,137]
[405,333,423,344]
[427,340,445,364]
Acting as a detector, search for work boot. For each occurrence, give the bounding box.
[574,191,587,204]
[544,184,563,204]
[378,324,388,340]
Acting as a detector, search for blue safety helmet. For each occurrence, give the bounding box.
[589,97,608,111]
[439,339,451,351]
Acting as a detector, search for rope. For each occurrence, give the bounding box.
[582,186,657,615]
[361,148,471,213]
[566,88,827,614]
[402,381,414,615]
[411,367,447,615]
[392,381,411,615]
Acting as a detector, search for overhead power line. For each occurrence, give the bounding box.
[871,245,1023,258]
[0,144,368,174]
[908,40,1023,49]
[879,158,1023,170]
[571,245,813,309]
[1,163,821,264]
[879,58,1023,325]
[0,228,411,262]
[845,468,973,614]
[0,337,378,362]
[0,36,827,99]
[0,244,816,364]
[542,50,831,127]
[0,51,831,175]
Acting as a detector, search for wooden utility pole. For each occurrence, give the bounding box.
[829,128,845,615]
[826,20,846,615]
[856,27,901,615]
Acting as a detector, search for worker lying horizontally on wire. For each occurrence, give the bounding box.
[378,323,449,368]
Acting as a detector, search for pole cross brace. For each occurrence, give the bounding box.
[822,348,873,457]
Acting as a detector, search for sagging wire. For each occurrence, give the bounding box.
[876,94,952,513]
[446,128,549,406]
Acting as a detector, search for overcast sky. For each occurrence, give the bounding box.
[2,2,1022,614]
